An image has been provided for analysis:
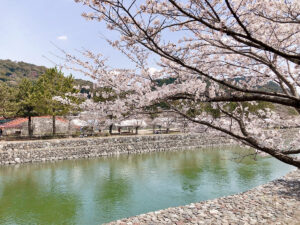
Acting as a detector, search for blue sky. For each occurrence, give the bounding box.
[0,0,131,79]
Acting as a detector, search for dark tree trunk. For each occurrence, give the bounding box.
[166,128,169,134]
[135,126,139,134]
[52,115,56,136]
[109,124,113,134]
[152,124,155,134]
[28,116,32,138]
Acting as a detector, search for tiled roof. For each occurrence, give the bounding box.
[0,116,68,129]
[0,118,28,129]
[0,118,12,125]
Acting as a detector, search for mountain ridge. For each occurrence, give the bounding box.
[0,59,93,88]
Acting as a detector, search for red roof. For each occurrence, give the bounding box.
[0,116,68,129]
[0,118,27,129]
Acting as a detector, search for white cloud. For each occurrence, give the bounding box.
[149,67,160,75]
[57,35,68,41]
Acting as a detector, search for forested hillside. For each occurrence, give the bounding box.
[0,59,93,90]
[0,59,47,86]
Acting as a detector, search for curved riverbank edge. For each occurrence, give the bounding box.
[0,133,234,165]
[106,169,300,225]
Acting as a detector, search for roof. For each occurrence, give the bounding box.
[0,118,28,129]
[0,116,69,129]
[71,119,88,127]
[116,119,147,127]
[0,118,13,125]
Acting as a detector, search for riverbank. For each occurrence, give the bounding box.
[106,169,300,225]
[0,133,233,165]
[0,129,299,166]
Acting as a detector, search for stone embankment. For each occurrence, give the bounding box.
[0,133,232,165]
[0,128,298,166]
[106,169,300,225]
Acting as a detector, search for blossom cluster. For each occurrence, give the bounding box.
[70,0,300,167]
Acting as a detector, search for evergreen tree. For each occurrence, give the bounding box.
[0,82,17,118]
[37,68,81,136]
[15,79,41,137]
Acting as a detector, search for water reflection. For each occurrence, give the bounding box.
[0,146,295,225]
[232,148,272,187]
[174,151,204,192]
[0,175,79,225]
[96,162,132,212]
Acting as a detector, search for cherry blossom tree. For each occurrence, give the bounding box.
[69,0,300,168]
[152,112,179,133]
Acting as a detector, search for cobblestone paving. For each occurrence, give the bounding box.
[106,169,300,225]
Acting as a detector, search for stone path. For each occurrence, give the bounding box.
[106,169,300,225]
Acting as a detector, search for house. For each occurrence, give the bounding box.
[0,118,28,136]
[0,116,79,137]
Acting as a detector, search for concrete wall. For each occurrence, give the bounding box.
[0,133,233,165]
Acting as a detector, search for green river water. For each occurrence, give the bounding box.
[0,146,295,224]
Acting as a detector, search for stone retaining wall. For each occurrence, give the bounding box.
[0,133,232,165]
